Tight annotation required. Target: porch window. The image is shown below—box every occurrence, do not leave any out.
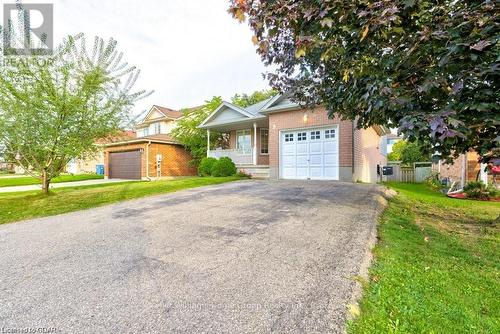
[236,129,252,154]
[260,129,269,154]
[154,122,161,134]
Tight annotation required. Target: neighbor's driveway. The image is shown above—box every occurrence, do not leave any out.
[0,180,384,333]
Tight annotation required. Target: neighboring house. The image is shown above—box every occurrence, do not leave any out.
[385,133,402,155]
[66,130,137,175]
[433,151,491,185]
[103,106,196,180]
[199,93,390,183]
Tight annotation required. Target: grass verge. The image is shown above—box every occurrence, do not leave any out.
[349,182,500,334]
[0,176,243,224]
[0,174,104,187]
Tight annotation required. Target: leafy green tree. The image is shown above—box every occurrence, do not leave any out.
[0,34,150,193]
[231,89,277,108]
[171,97,224,166]
[172,89,277,166]
[387,141,405,162]
[229,0,499,163]
[388,140,429,165]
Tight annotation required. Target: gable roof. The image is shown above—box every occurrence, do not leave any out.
[198,101,263,128]
[141,105,183,124]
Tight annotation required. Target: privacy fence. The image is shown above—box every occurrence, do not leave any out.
[385,162,432,183]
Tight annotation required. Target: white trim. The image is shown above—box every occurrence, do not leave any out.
[236,129,252,154]
[198,102,257,128]
[260,128,269,155]
[253,122,258,165]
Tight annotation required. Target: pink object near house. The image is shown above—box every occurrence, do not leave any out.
[199,93,390,183]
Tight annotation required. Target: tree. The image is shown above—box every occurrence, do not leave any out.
[229,1,499,163]
[0,34,150,193]
[172,89,277,166]
[171,96,224,166]
[388,140,429,165]
[231,89,277,108]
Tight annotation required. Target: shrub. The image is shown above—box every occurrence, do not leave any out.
[463,181,492,200]
[425,172,443,191]
[198,157,217,177]
[211,157,237,177]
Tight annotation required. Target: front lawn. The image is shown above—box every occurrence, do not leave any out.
[0,174,104,187]
[349,183,500,334]
[0,176,243,224]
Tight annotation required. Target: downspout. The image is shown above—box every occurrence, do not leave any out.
[145,141,152,181]
[352,121,355,180]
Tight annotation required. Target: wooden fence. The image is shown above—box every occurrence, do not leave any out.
[385,162,432,183]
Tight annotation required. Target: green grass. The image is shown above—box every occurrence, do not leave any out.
[0,176,243,224]
[349,183,500,334]
[0,174,104,187]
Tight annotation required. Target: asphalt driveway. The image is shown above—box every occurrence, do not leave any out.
[0,180,385,333]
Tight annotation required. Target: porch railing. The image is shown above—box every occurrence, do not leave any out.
[208,149,253,165]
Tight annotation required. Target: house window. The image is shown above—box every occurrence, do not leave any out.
[260,129,269,154]
[310,131,321,140]
[297,132,307,141]
[325,129,336,139]
[154,123,161,134]
[236,130,252,154]
[143,128,149,136]
[284,133,294,142]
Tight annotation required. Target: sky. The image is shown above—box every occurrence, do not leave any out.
[1,0,270,117]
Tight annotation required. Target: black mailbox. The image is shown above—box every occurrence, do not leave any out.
[382,166,394,176]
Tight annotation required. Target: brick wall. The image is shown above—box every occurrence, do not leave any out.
[104,142,196,178]
[353,127,386,183]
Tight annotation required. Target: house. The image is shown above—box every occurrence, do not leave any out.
[103,105,196,180]
[199,93,390,183]
[66,130,137,175]
[433,151,491,186]
[385,133,402,155]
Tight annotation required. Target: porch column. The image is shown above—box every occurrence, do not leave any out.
[253,122,257,166]
[480,163,488,185]
[207,129,210,157]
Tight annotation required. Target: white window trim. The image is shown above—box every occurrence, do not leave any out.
[236,129,252,155]
[260,128,269,155]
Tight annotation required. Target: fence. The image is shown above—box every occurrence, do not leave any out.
[385,162,432,183]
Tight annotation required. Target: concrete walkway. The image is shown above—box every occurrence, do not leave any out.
[0,178,136,193]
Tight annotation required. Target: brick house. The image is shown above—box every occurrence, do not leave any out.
[104,106,196,180]
[199,93,390,183]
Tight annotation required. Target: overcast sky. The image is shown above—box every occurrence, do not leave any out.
[3,0,270,116]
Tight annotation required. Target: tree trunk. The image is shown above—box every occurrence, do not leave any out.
[42,170,50,194]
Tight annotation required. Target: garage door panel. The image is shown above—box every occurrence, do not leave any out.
[324,142,338,153]
[109,150,141,180]
[309,142,322,153]
[283,144,296,155]
[296,143,308,154]
[324,153,338,166]
[309,155,323,166]
[280,126,339,180]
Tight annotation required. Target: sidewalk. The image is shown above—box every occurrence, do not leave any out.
[0,179,136,193]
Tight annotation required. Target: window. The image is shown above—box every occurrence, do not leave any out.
[325,129,336,139]
[236,130,252,154]
[260,129,269,154]
[143,127,149,136]
[154,123,161,134]
[297,132,307,141]
[284,133,294,142]
[310,131,321,140]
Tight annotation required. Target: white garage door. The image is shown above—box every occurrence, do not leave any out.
[280,126,339,180]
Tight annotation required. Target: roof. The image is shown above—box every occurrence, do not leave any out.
[95,130,136,144]
[152,105,183,119]
[104,133,181,147]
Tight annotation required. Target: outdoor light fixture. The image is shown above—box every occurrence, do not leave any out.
[303,112,308,123]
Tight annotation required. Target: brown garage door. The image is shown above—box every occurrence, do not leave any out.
[109,150,142,180]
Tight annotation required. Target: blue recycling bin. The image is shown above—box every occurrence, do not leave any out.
[96,164,105,175]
